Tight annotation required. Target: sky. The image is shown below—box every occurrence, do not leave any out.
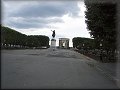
[2,0,91,47]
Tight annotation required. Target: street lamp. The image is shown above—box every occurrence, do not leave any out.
[83,43,85,54]
[100,43,103,62]
[83,44,84,47]
[100,43,102,47]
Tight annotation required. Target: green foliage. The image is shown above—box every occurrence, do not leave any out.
[72,37,95,50]
[85,3,117,51]
[1,26,49,48]
[1,26,26,46]
[26,35,49,47]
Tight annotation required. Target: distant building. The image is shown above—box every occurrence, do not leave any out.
[59,38,69,49]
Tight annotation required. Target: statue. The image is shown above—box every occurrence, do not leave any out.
[51,30,55,38]
[51,30,56,51]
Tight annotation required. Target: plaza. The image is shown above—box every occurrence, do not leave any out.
[1,49,119,89]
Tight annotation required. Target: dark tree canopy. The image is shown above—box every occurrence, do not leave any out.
[1,26,50,48]
[72,37,95,50]
[85,3,117,51]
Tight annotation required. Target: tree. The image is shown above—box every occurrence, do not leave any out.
[1,26,27,48]
[72,37,95,50]
[85,2,117,62]
[1,26,50,49]
[26,35,49,48]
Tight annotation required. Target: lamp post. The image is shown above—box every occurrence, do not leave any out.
[83,43,84,54]
[100,43,102,47]
[100,43,103,62]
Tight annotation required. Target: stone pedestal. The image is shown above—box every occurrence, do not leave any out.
[51,39,56,50]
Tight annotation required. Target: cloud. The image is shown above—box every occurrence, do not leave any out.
[8,1,80,18]
[2,0,81,29]
[3,17,64,29]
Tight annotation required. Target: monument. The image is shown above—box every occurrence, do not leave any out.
[51,30,56,50]
[59,38,69,49]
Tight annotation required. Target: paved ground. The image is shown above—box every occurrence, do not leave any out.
[1,48,119,89]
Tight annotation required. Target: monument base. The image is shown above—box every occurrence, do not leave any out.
[50,38,56,50]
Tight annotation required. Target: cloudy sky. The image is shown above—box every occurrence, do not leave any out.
[2,0,91,47]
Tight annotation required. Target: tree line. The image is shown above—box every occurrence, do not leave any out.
[72,37,95,50]
[1,25,50,49]
[72,2,117,62]
[85,3,117,53]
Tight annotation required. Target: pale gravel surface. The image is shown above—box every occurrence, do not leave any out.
[1,49,119,89]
